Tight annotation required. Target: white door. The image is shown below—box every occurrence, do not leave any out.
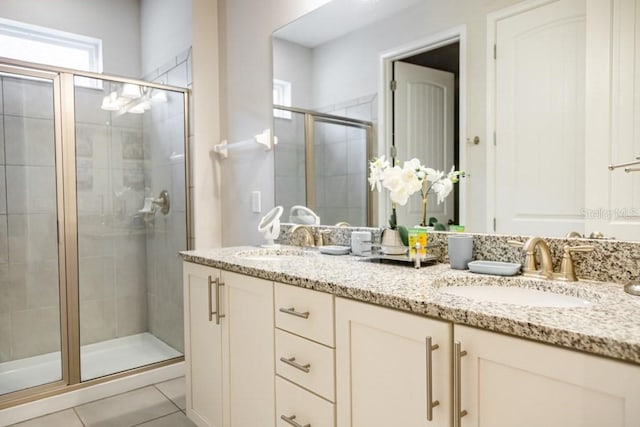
[585,0,640,240]
[394,61,455,227]
[335,298,452,427]
[183,262,224,427]
[455,325,640,427]
[494,0,586,236]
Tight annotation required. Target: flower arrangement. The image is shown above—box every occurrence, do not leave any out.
[368,156,464,228]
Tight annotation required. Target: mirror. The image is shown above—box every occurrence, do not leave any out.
[272,0,473,230]
[272,0,640,240]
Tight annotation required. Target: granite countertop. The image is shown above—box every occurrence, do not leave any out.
[180,246,640,365]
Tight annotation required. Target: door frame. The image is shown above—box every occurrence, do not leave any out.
[378,26,467,229]
[486,0,565,233]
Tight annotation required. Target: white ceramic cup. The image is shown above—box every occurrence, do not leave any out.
[351,231,372,256]
[448,234,473,270]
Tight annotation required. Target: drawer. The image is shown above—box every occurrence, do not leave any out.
[275,282,335,346]
[276,376,335,427]
[276,329,335,402]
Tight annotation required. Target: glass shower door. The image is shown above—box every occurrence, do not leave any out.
[0,72,63,395]
[75,76,186,381]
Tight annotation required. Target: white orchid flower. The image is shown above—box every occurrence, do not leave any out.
[368,156,389,191]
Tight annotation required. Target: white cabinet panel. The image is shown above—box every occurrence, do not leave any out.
[336,298,451,427]
[183,262,223,427]
[455,325,640,427]
[222,271,274,427]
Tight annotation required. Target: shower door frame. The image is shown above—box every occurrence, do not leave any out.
[274,105,376,226]
[0,57,192,410]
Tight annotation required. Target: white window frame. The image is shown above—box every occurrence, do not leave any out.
[273,78,292,119]
[0,17,103,87]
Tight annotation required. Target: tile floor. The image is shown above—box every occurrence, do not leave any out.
[9,377,195,427]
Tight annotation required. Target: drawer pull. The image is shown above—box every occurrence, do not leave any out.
[279,307,310,319]
[281,414,311,427]
[279,356,311,373]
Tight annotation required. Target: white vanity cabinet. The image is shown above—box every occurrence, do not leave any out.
[183,262,275,427]
[454,325,640,427]
[335,297,452,427]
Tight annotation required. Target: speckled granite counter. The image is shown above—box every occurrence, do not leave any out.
[180,246,640,365]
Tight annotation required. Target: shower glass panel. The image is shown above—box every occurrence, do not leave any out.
[0,74,62,395]
[314,120,368,226]
[75,77,185,381]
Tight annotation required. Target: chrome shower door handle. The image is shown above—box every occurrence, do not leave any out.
[453,341,468,427]
[425,336,440,421]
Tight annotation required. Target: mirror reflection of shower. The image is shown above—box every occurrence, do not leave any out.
[273,105,374,227]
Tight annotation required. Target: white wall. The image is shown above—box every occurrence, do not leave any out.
[222,0,523,240]
[192,0,222,249]
[0,0,141,77]
[140,0,192,77]
[219,0,331,246]
[273,38,313,108]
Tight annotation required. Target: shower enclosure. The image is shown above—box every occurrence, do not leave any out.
[0,59,190,407]
[273,106,374,226]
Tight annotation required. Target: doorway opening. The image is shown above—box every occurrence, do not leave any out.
[393,42,460,225]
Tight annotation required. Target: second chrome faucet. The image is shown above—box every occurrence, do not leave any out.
[509,237,594,281]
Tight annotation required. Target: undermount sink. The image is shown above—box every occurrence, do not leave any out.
[440,284,594,308]
[234,248,315,262]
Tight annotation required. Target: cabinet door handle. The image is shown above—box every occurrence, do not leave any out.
[279,356,311,373]
[280,414,310,427]
[425,336,440,421]
[279,307,310,319]
[208,276,225,325]
[453,341,468,427]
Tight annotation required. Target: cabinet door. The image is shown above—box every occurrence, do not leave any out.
[455,325,640,427]
[183,262,224,427]
[336,298,451,427]
[221,271,275,427]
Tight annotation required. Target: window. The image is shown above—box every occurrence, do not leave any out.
[273,79,292,119]
[0,17,103,87]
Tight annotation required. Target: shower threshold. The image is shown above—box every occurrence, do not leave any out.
[0,333,182,396]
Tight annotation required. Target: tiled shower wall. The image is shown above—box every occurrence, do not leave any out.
[0,77,61,361]
[274,111,307,216]
[75,83,149,347]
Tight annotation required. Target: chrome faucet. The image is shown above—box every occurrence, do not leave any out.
[509,237,553,279]
[510,237,594,281]
[522,237,554,279]
[290,225,317,247]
